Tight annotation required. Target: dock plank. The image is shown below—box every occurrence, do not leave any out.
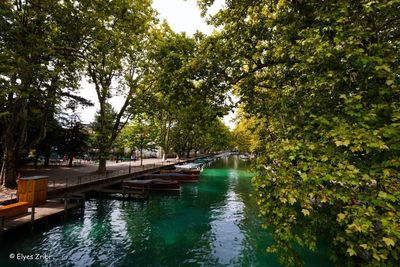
[3,201,80,231]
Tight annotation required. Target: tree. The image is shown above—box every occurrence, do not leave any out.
[92,103,117,164]
[145,25,197,160]
[31,99,92,167]
[33,118,64,166]
[59,104,90,167]
[0,0,85,187]
[118,116,158,166]
[146,26,232,160]
[232,110,266,154]
[196,118,233,153]
[200,0,400,266]
[169,99,221,158]
[80,0,155,173]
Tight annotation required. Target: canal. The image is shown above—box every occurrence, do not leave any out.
[1,156,331,266]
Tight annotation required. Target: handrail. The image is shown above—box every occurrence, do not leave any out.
[46,162,174,192]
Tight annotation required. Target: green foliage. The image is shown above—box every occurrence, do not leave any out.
[142,25,233,158]
[200,0,400,266]
[117,115,159,164]
[78,0,155,172]
[232,109,266,153]
[91,103,117,160]
[0,0,86,186]
[59,111,90,167]
[196,118,233,153]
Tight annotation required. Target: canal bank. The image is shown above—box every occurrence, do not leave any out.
[0,156,331,266]
[0,156,208,236]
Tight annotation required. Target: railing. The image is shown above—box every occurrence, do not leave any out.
[47,162,172,192]
[0,155,213,203]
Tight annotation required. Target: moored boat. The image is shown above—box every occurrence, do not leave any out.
[122,178,180,191]
[159,169,201,175]
[144,172,198,182]
[193,157,214,164]
[239,154,250,160]
[175,162,203,170]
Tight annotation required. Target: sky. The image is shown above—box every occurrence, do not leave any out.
[152,0,224,35]
[78,0,235,128]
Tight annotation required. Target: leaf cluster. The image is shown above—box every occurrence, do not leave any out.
[200,0,400,266]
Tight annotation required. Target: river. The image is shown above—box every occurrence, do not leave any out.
[1,156,331,266]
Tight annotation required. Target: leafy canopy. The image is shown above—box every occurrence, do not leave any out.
[199,0,400,266]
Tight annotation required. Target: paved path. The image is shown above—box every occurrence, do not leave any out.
[19,158,180,179]
[0,158,181,203]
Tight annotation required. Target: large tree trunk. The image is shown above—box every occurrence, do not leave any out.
[98,145,107,173]
[140,147,143,166]
[98,158,107,173]
[91,68,132,174]
[96,135,108,173]
[1,113,21,188]
[1,91,49,188]
[43,143,51,166]
[162,121,170,161]
[1,147,17,188]
[96,98,109,173]
[68,153,74,167]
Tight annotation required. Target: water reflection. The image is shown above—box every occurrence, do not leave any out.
[209,186,245,265]
[0,156,330,267]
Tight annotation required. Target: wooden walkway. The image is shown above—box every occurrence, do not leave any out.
[2,201,82,233]
[0,156,209,238]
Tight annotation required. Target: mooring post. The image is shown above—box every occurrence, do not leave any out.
[0,216,4,240]
[81,197,85,215]
[30,206,35,230]
[64,197,68,219]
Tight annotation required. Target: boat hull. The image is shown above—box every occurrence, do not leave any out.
[122,179,180,191]
[144,173,198,183]
[159,169,201,175]
[175,163,203,171]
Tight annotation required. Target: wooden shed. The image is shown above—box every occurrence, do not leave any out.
[17,176,49,206]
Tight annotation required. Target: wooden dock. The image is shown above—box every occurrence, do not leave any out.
[0,184,146,237]
[1,200,83,236]
[0,156,210,238]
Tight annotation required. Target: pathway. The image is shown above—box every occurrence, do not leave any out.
[0,158,182,203]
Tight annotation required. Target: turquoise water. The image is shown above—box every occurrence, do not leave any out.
[0,156,331,266]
